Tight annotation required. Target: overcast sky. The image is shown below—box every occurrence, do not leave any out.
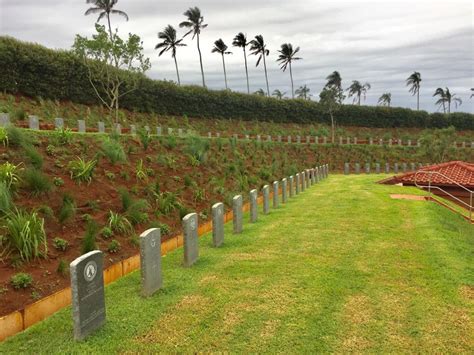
[1,0,473,112]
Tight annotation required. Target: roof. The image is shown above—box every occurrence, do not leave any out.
[385,161,474,188]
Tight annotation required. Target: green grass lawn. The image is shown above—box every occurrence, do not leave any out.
[1,175,473,353]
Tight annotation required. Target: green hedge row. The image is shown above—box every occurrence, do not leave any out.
[1,36,473,130]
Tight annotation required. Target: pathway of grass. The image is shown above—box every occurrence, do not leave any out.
[1,175,473,353]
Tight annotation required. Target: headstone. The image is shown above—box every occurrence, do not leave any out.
[98,121,105,133]
[297,136,301,144]
[315,136,319,144]
[411,162,416,171]
[115,123,121,135]
[262,185,270,214]
[295,173,300,194]
[78,120,86,133]
[273,181,279,208]
[402,162,407,172]
[54,117,64,129]
[462,141,466,148]
[389,138,393,146]
[354,137,358,145]
[394,163,399,174]
[140,228,162,297]
[232,195,243,234]
[277,135,282,143]
[355,163,360,174]
[323,136,327,144]
[315,167,320,182]
[346,137,350,145]
[267,135,271,142]
[178,128,183,137]
[0,113,10,127]
[208,132,212,138]
[369,137,373,145]
[157,126,162,136]
[379,138,383,146]
[289,175,294,197]
[216,132,221,138]
[301,171,306,191]
[29,115,39,130]
[245,134,250,140]
[168,127,173,136]
[212,202,224,247]
[282,178,288,203]
[417,140,421,147]
[130,124,136,135]
[182,213,199,267]
[385,163,390,174]
[344,163,349,175]
[233,134,238,140]
[375,163,380,174]
[339,136,343,145]
[306,136,310,144]
[257,135,261,141]
[288,136,292,144]
[407,139,412,146]
[144,125,150,133]
[70,250,105,341]
[398,139,402,146]
[250,189,258,222]
[365,163,370,174]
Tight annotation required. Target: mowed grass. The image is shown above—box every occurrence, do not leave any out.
[1,175,473,353]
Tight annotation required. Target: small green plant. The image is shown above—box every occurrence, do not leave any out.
[185,136,210,163]
[136,159,147,181]
[155,191,181,215]
[81,213,93,222]
[68,157,96,184]
[129,234,140,247]
[82,220,98,254]
[24,145,43,170]
[46,145,55,156]
[102,139,127,164]
[23,169,52,196]
[108,211,133,234]
[101,226,113,239]
[118,188,133,211]
[11,273,33,289]
[0,181,12,214]
[53,127,73,145]
[162,135,177,149]
[37,205,54,219]
[138,129,151,150]
[53,237,68,251]
[193,187,206,202]
[107,239,121,253]
[0,162,22,189]
[58,194,76,224]
[57,259,68,276]
[0,127,8,146]
[126,199,149,226]
[105,171,115,180]
[6,126,28,147]
[53,177,64,187]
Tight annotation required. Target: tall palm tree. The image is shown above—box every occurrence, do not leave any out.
[406,71,421,110]
[179,7,208,87]
[232,33,250,94]
[347,81,371,105]
[470,88,474,98]
[212,39,232,90]
[272,89,286,99]
[325,71,342,90]
[276,43,302,99]
[378,93,392,107]
[295,85,311,100]
[155,25,186,86]
[254,88,266,96]
[84,0,128,40]
[249,35,270,96]
[433,87,462,113]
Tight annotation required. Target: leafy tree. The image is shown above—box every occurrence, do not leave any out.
[254,88,266,96]
[272,89,286,99]
[347,80,370,105]
[324,71,342,90]
[212,39,232,90]
[84,0,128,40]
[295,85,311,100]
[406,71,421,110]
[320,86,345,143]
[378,93,391,107]
[249,35,270,96]
[179,7,208,87]
[419,126,456,162]
[433,87,462,114]
[276,43,302,99]
[73,24,151,122]
[155,25,186,85]
[232,33,250,94]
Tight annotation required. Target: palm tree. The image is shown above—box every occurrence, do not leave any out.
[272,89,286,99]
[254,88,266,96]
[249,35,270,96]
[232,33,250,94]
[276,43,302,99]
[155,25,186,86]
[84,0,128,40]
[325,71,342,90]
[295,85,311,100]
[347,80,371,105]
[211,39,232,90]
[378,93,391,107]
[433,87,462,113]
[179,7,208,87]
[470,88,473,98]
[406,71,421,110]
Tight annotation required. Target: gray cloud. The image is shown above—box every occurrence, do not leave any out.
[1,0,473,112]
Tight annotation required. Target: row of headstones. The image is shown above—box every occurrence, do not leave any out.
[69,164,329,340]
[1,113,472,148]
[344,162,431,174]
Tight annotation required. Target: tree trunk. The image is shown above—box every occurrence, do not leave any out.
[262,53,270,96]
[107,13,114,41]
[174,55,181,85]
[196,34,206,87]
[243,47,250,94]
[417,88,420,110]
[330,110,335,144]
[222,54,228,89]
[115,86,119,124]
[448,100,451,114]
[289,61,295,99]
[358,94,361,106]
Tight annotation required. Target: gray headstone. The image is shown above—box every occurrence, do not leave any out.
[140,228,162,297]
[389,138,393,146]
[385,163,390,174]
[216,132,221,138]
[245,134,250,140]
[379,139,383,145]
[323,136,327,144]
[306,136,310,144]
[208,132,212,138]
[369,137,373,145]
[277,135,282,143]
[339,136,343,145]
[315,168,320,182]
[417,140,421,147]
[262,185,270,214]
[394,163,399,174]
[344,163,349,175]
[365,163,370,174]
[402,162,407,172]
[257,135,261,141]
[398,139,402,146]
[267,135,271,142]
[295,173,300,194]
[0,113,10,127]
[78,120,86,133]
[462,141,466,148]
[232,195,243,234]
[297,136,301,144]
[273,181,279,208]
[70,250,105,341]
[375,163,380,174]
[315,136,319,144]
[354,137,358,145]
[288,135,292,144]
[115,123,121,135]
[178,128,183,137]
[346,137,350,145]
[411,162,416,171]
[282,178,288,203]
[54,117,64,129]
[182,213,199,267]
[355,163,360,174]
[301,171,306,191]
[212,202,224,247]
[98,122,105,133]
[130,124,136,135]
[29,115,39,130]
[407,139,412,146]
[168,127,173,136]
[156,126,162,136]
[144,125,150,133]
[289,175,294,197]
[250,189,258,222]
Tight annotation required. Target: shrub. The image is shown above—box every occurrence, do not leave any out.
[118,188,133,211]
[0,127,8,146]
[108,211,133,234]
[11,273,33,289]
[101,139,127,164]
[23,168,52,196]
[0,162,22,189]
[58,194,76,224]
[82,220,98,254]
[6,126,28,147]
[137,128,151,150]
[57,259,68,276]
[101,226,113,239]
[107,239,121,253]
[0,181,12,214]
[4,208,47,261]
[185,136,209,163]
[126,199,149,226]
[53,177,64,187]
[53,127,73,145]
[155,191,180,215]
[53,237,68,251]
[24,145,43,169]
[68,157,96,184]
[135,159,147,181]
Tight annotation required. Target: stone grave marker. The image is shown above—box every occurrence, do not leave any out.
[301,172,306,191]
[306,136,310,144]
[78,120,86,133]
[29,115,39,130]
[288,135,292,144]
[130,124,136,135]
[250,189,258,222]
[178,128,183,136]
[344,163,349,175]
[144,125,150,133]
[156,126,162,136]
[54,117,64,129]
[355,163,360,174]
[282,178,288,203]
[323,136,327,144]
[168,127,173,136]
[115,123,121,135]
[315,136,319,144]
[289,175,294,197]
[183,213,199,267]
[232,195,243,234]
[295,173,300,194]
[365,163,370,174]
[375,163,380,174]
[140,228,162,297]
[98,122,105,133]
[369,137,373,145]
[346,137,350,145]
[339,136,343,145]
[257,135,261,141]
[0,113,10,127]
[273,181,279,208]
[407,139,412,146]
[216,132,221,138]
[262,185,270,214]
[70,250,105,341]
[296,136,301,144]
[277,135,282,143]
[354,137,358,145]
[385,163,390,174]
[267,135,271,142]
[212,202,224,247]
[402,162,407,172]
[394,163,399,174]
[208,132,212,138]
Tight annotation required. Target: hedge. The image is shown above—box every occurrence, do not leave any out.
[1,36,473,130]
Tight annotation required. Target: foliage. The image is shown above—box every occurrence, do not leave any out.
[101,138,127,164]
[155,191,181,215]
[53,127,73,145]
[0,127,8,146]
[5,126,28,147]
[10,273,33,289]
[185,136,210,163]
[419,126,457,162]
[126,199,149,226]
[68,157,96,184]
[135,159,147,181]
[137,128,151,150]
[58,194,76,224]
[53,237,68,251]
[0,162,22,189]
[53,177,64,187]
[24,145,44,169]
[4,208,47,261]
[0,181,12,214]
[57,259,68,276]
[82,220,98,254]
[23,168,52,196]
[108,210,133,234]
[107,239,121,253]
[101,226,113,239]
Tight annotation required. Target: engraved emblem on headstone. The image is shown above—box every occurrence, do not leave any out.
[84,261,97,282]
